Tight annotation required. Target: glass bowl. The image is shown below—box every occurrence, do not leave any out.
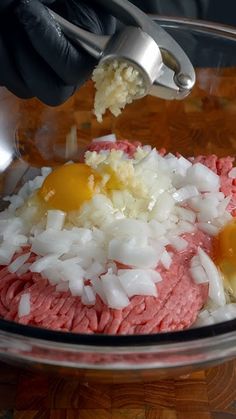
[0,17,236,382]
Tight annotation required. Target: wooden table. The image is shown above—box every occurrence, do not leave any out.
[1,359,236,419]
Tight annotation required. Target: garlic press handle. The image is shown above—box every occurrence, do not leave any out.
[48,9,110,59]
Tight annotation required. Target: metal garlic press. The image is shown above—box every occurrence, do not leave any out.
[48,0,196,100]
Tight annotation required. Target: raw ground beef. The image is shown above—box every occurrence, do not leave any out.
[0,140,235,335]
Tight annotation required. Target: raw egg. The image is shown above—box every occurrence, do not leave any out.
[39,163,99,212]
[213,219,236,296]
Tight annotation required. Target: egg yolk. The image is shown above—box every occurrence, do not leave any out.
[39,163,99,212]
[213,219,236,296]
[213,219,236,267]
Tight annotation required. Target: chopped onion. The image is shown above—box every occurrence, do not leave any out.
[30,255,60,273]
[91,277,107,304]
[213,212,232,228]
[31,229,73,256]
[169,236,188,251]
[10,235,28,247]
[197,222,219,236]
[18,293,30,318]
[193,314,215,327]
[175,207,196,224]
[106,219,149,246]
[174,220,196,235]
[68,278,83,297]
[151,192,175,222]
[190,255,201,268]
[190,265,209,284]
[160,250,172,269]
[118,269,157,298]
[0,244,18,265]
[46,210,65,231]
[177,156,192,173]
[198,247,226,307]
[228,167,236,179]
[16,262,31,276]
[60,261,85,282]
[101,272,130,309]
[92,134,116,143]
[81,285,96,305]
[172,185,199,202]
[204,192,225,201]
[194,197,219,222]
[0,218,23,239]
[86,261,105,278]
[217,196,231,216]
[186,163,220,192]
[108,238,160,269]
[41,167,52,177]
[8,252,31,273]
[210,304,236,322]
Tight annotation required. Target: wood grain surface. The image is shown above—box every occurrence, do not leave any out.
[0,359,236,418]
[0,69,236,418]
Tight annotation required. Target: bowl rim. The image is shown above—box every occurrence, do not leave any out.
[151,15,236,41]
[0,316,236,347]
[1,16,236,347]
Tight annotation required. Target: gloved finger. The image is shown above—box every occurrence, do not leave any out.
[6,17,76,106]
[0,0,15,12]
[15,0,96,86]
[0,33,32,99]
[55,0,116,35]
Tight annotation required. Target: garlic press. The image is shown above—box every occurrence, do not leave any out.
[48,0,196,100]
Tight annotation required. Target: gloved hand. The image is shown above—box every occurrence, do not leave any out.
[0,0,116,105]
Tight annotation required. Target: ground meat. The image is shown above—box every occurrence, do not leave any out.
[0,141,235,335]
[87,140,142,157]
[0,230,210,334]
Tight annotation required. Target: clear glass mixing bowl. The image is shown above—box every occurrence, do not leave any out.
[0,17,236,382]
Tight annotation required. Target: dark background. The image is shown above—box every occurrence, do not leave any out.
[132,0,236,26]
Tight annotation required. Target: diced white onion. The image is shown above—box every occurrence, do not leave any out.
[190,255,201,268]
[198,247,226,307]
[30,255,59,273]
[18,293,30,318]
[92,134,116,143]
[169,236,188,251]
[151,192,175,222]
[197,222,219,236]
[210,304,236,322]
[0,244,18,265]
[160,250,172,269]
[118,269,157,298]
[46,210,65,231]
[86,261,105,279]
[174,220,196,235]
[108,238,160,269]
[228,167,236,179]
[186,163,220,192]
[101,273,130,309]
[68,278,83,296]
[8,252,31,273]
[172,185,199,202]
[175,207,196,224]
[81,285,96,305]
[91,277,107,304]
[217,196,231,216]
[190,265,209,284]
[16,263,31,276]
[31,229,73,256]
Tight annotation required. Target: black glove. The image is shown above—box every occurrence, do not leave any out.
[0,0,116,105]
